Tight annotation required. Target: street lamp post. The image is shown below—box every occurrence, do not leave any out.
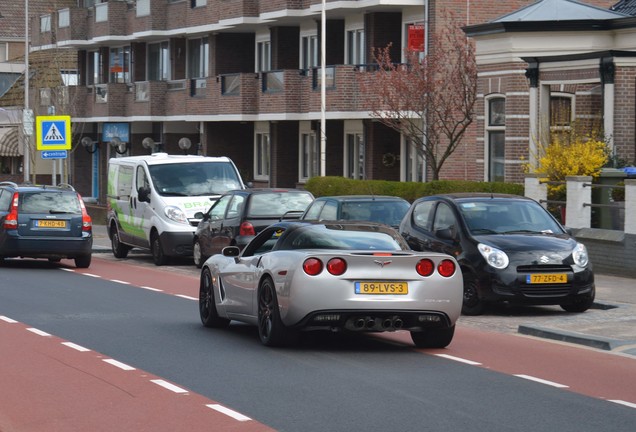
[23,0,31,183]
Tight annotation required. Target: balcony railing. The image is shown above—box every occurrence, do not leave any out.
[311,66,336,90]
[95,84,108,103]
[135,82,149,101]
[190,78,207,97]
[262,70,284,93]
[221,74,241,95]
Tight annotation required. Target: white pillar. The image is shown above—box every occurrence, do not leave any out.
[528,85,538,168]
[524,174,547,207]
[565,176,592,229]
[624,179,636,234]
[604,82,614,151]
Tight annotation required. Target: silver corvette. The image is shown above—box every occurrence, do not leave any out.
[199,221,463,347]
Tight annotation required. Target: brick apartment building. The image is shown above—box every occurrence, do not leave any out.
[5,0,628,205]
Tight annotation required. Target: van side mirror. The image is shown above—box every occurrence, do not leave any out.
[138,187,151,202]
[194,211,205,220]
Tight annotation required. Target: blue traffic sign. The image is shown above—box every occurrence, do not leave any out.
[36,115,71,150]
[41,150,68,159]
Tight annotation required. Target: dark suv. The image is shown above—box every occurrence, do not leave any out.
[0,181,93,268]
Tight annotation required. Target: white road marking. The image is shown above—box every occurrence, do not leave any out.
[176,294,197,301]
[110,279,131,285]
[609,400,636,409]
[62,342,90,352]
[435,354,482,365]
[103,359,136,371]
[60,268,74,272]
[206,404,252,422]
[0,316,18,323]
[83,273,102,278]
[151,379,189,394]
[27,328,51,337]
[514,374,568,388]
[140,286,163,292]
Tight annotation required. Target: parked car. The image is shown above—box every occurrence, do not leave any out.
[192,188,314,267]
[0,181,93,268]
[198,220,462,347]
[399,193,595,315]
[300,195,410,228]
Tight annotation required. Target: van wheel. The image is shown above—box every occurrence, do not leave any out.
[110,225,131,258]
[151,232,168,266]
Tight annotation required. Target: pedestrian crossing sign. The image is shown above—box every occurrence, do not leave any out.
[36,115,71,150]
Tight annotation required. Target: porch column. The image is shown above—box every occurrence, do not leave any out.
[600,57,615,150]
[525,62,539,168]
[524,173,547,208]
[625,179,636,235]
[566,176,592,229]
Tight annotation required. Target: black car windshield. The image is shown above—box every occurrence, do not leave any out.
[149,162,242,196]
[248,192,314,217]
[458,199,564,235]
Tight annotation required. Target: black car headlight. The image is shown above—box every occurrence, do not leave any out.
[572,243,589,268]
[478,243,509,270]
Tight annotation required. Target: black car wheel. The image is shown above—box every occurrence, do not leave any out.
[560,287,595,313]
[410,325,455,348]
[258,277,298,347]
[150,232,168,266]
[199,267,230,328]
[462,273,487,316]
[74,254,92,269]
[193,239,205,268]
[110,225,131,258]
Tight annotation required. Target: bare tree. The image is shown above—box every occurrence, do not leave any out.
[361,11,477,180]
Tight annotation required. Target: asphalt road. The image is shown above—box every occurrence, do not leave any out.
[1,256,635,431]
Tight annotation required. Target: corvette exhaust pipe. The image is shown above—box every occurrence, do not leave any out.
[382,318,393,329]
[393,317,403,329]
[354,318,366,329]
[365,317,376,329]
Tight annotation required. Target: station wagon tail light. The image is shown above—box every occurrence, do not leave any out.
[416,259,435,277]
[303,258,323,276]
[239,222,256,236]
[437,259,456,277]
[3,192,19,230]
[326,258,347,276]
[78,195,92,232]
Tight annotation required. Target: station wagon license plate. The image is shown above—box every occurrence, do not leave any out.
[36,220,67,228]
[355,281,408,294]
[526,273,567,284]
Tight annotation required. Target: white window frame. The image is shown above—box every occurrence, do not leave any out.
[40,15,51,33]
[345,17,365,65]
[256,33,271,73]
[401,136,425,182]
[343,120,364,179]
[401,6,427,62]
[87,50,103,85]
[485,95,506,182]
[136,0,150,17]
[147,41,171,81]
[549,92,575,131]
[299,122,320,182]
[300,33,318,70]
[254,122,270,181]
[0,43,8,62]
[188,37,209,79]
[109,46,131,84]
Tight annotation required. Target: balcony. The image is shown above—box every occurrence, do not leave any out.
[219,0,259,21]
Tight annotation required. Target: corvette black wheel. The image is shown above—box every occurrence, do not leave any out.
[199,267,230,328]
[258,278,298,347]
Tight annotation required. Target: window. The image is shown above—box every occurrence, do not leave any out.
[188,37,209,79]
[403,137,424,182]
[301,35,318,69]
[550,94,573,128]
[40,15,51,33]
[344,132,364,179]
[254,132,270,180]
[39,88,51,106]
[256,41,271,72]
[58,9,70,28]
[148,42,170,81]
[87,51,103,85]
[0,43,8,62]
[346,29,365,65]
[61,69,79,86]
[109,47,131,83]
[136,0,150,16]
[191,0,207,6]
[486,97,505,182]
[300,132,320,181]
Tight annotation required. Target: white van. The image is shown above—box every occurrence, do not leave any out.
[107,153,246,265]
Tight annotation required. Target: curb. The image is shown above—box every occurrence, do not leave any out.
[518,325,628,351]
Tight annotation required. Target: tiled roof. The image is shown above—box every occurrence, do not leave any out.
[493,0,629,22]
[0,0,77,39]
[611,0,636,15]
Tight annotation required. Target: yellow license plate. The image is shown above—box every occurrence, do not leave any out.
[526,273,567,284]
[355,281,408,295]
[36,220,67,228]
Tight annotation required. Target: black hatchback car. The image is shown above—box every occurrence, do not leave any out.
[192,188,314,267]
[0,181,93,268]
[399,193,595,315]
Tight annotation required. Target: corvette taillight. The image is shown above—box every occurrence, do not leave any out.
[326,258,347,276]
[239,221,255,236]
[437,259,456,277]
[416,259,435,277]
[303,258,323,276]
[78,194,92,232]
[3,192,19,230]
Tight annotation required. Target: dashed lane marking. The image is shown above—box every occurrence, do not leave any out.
[62,342,91,352]
[609,400,636,409]
[435,354,482,365]
[141,286,163,292]
[151,379,189,394]
[0,316,18,323]
[206,404,252,422]
[103,358,136,371]
[176,294,197,301]
[110,279,131,285]
[27,328,52,337]
[514,374,569,388]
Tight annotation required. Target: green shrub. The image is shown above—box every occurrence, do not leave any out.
[304,176,524,202]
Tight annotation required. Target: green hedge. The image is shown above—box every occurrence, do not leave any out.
[304,176,524,202]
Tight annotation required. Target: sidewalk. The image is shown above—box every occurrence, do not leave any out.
[90,224,636,357]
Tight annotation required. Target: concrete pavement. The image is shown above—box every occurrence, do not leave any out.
[90,224,636,357]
